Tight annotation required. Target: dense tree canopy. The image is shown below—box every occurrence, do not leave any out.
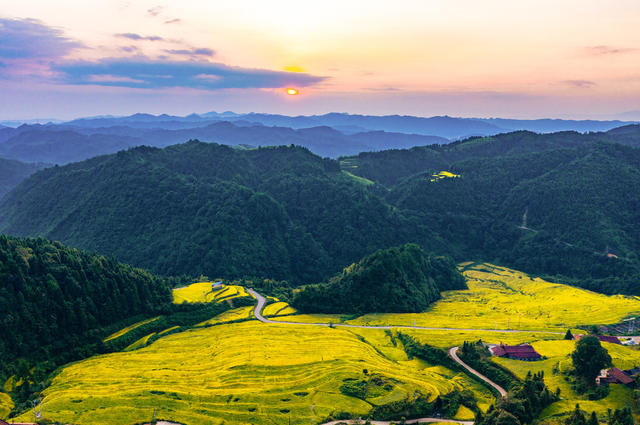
[571,336,612,383]
[292,244,465,314]
[0,236,171,381]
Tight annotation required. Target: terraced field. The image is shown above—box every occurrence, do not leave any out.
[343,264,640,332]
[0,392,13,419]
[13,321,482,425]
[12,262,640,424]
[262,301,298,317]
[104,317,161,342]
[172,283,248,304]
[492,340,640,420]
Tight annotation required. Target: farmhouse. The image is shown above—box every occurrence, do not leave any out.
[596,368,634,386]
[211,281,225,292]
[574,334,622,345]
[489,343,542,361]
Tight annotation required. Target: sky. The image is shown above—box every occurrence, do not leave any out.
[1,0,639,120]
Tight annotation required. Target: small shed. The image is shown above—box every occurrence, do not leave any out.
[489,343,542,361]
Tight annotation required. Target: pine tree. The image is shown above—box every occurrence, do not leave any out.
[565,329,574,340]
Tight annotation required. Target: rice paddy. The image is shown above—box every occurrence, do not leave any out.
[13,321,485,425]
[344,263,640,332]
[172,283,249,304]
[492,339,640,420]
[0,392,13,419]
[14,262,640,424]
[104,316,160,342]
[262,301,298,317]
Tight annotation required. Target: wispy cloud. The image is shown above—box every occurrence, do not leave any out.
[53,58,327,90]
[562,79,597,88]
[0,18,82,60]
[164,18,181,25]
[164,48,215,57]
[147,6,163,17]
[115,33,164,42]
[585,45,638,56]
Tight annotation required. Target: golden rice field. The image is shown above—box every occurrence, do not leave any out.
[343,263,640,332]
[492,340,640,421]
[429,171,461,182]
[0,392,13,419]
[196,306,256,326]
[103,316,160,342]
[262,301,298,317]
[125,332,157,351]
[14,321,490,425]
[172,283,249,304]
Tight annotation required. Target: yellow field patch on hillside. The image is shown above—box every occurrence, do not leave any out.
[196,306,255,326]
[345,263,640,332]
[430,171,461,182]
[0,392,13,419]
[103,316,160,342]
[270,313,345,324]
[262,301,298,317]
[493,339,640,419]
[14,321,484,425]
[125,332,156,351]
[403,329,562,349]
[172,283,248,304]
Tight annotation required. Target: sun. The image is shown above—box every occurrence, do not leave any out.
[286,88,299,95]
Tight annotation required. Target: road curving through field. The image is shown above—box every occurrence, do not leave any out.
[247,288,563,335]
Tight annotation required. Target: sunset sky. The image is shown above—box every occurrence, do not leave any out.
[1,0,639,120]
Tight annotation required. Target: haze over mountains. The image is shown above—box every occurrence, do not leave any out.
[0,112,636,166]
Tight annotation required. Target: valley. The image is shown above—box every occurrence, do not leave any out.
[6,264,640,425]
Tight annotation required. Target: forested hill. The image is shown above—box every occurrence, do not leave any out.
[0,142,421,284]
[292,244,465,314]
[343,128,640,186]
[0,158,44,198]
[0,236,171,380]
[2,131,640,294]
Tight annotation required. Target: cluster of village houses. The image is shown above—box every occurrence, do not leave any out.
[488,334,640,387]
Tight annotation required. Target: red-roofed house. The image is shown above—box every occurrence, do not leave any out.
[574,334,622,345]
[596,368,634,386]
[489,343,542,361]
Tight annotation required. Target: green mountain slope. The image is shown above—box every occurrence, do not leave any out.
[0,236,171,391]
[0,157,43,198]
[0,142,422,284]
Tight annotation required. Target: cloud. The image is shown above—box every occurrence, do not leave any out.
[115,33,164,41]
[164,48,215,57]
[585,45,638,56]
[147,6,163,17]
[0,18,82,60]
[120,45,140,53]
[164,18,181,24]
[53,58,327,90]
[562,80,596,88]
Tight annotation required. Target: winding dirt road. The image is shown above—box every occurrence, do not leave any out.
[448,347,507,398]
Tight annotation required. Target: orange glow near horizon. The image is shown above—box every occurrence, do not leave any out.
[286,88,299,95]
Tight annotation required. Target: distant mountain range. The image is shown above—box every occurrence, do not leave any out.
[0,112,636,165]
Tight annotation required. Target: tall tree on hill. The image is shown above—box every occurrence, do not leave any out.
[571,336,612,384]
